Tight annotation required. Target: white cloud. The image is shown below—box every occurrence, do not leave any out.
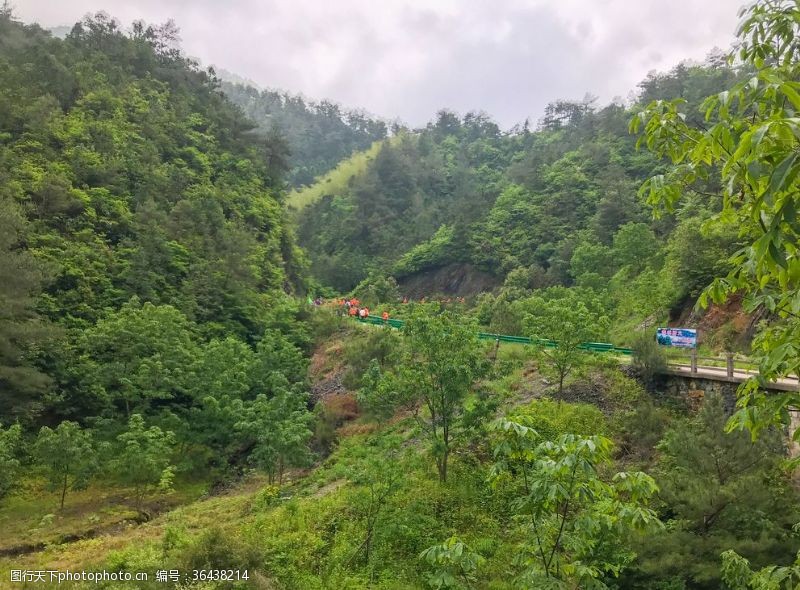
[15,0,743,127]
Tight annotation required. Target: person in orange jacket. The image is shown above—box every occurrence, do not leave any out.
[349,306,358,317]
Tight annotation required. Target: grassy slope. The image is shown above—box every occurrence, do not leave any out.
[0,332,638,589]
[0,477,264,586]
[0,478,207,553]
[286,140,386,211]
[0,433,424,586]
[0,423,504,589]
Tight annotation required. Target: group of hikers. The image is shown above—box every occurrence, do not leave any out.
[339,298,390,322]
[308,294,469,323]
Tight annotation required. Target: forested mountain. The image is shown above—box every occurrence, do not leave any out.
[296,60,745,339]
[221,82,388,186]
[298,111,514,290]
[0,10,312,473]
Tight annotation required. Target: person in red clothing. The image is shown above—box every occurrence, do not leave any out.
[349,306,357,317]
[364,308,370,317]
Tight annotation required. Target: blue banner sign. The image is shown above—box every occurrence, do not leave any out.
[656,327,697,348]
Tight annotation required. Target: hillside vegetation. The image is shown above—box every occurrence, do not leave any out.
[221,83,387,187]
[296,62,749,349]
[2,316,797,589]
[286,140,387,210]
[3,1,800,589]
[0,8,315,529]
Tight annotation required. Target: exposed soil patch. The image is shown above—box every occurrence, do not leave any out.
[398,263,500,298]
[310,340,346,382]
[509,365,551,405]
[673,293,760,350]
[311,479,347,499]
[556,370,632,414]
[558,380,614,413]
[311,371,348,403]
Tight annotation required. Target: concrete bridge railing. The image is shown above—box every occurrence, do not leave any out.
[664,350,800,392]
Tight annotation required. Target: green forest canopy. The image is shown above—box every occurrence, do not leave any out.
[0,11,312,477]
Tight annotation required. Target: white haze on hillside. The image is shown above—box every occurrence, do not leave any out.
[18,0,742,127]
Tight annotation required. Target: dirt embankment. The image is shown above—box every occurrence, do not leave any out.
[309,339,350,403]
[397,263,499,298]
[671,293,764,350]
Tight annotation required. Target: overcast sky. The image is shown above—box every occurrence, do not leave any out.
[17,0,743,127]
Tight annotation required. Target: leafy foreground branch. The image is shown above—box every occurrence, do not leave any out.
[631,0,800,442]
[631,0,800,581]
[722,545,800,590]
[421,421,662,589]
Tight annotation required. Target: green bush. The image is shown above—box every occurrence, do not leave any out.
[392,225,456,278]
[615,400,672,464]
[179,527,262,582]
[507,399,607,440]
[491,343,531,377]
[342,328,400,389]
[631,331,668,385]
[251,485,281,512]
[351,273,400,306]
[600,367,647,408]
[309,307,348,340]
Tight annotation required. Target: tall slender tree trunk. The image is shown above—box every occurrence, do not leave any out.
[364,526,372,563]
[60,473,68,510]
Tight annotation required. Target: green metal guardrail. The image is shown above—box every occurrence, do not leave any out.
[351,317,799,385]
[354,316,634,355]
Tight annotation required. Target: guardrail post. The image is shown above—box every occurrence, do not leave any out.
[690,349,698,375]
[726,352,734,378]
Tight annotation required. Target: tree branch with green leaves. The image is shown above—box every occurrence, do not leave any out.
[630,0,800,445]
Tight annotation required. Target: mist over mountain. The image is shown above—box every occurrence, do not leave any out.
[221,81,388,187]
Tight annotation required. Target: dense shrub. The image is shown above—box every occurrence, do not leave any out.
[314,394,361,453]
[631,331,668,386]
[507,399,608,440]
[342,328,400,389]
